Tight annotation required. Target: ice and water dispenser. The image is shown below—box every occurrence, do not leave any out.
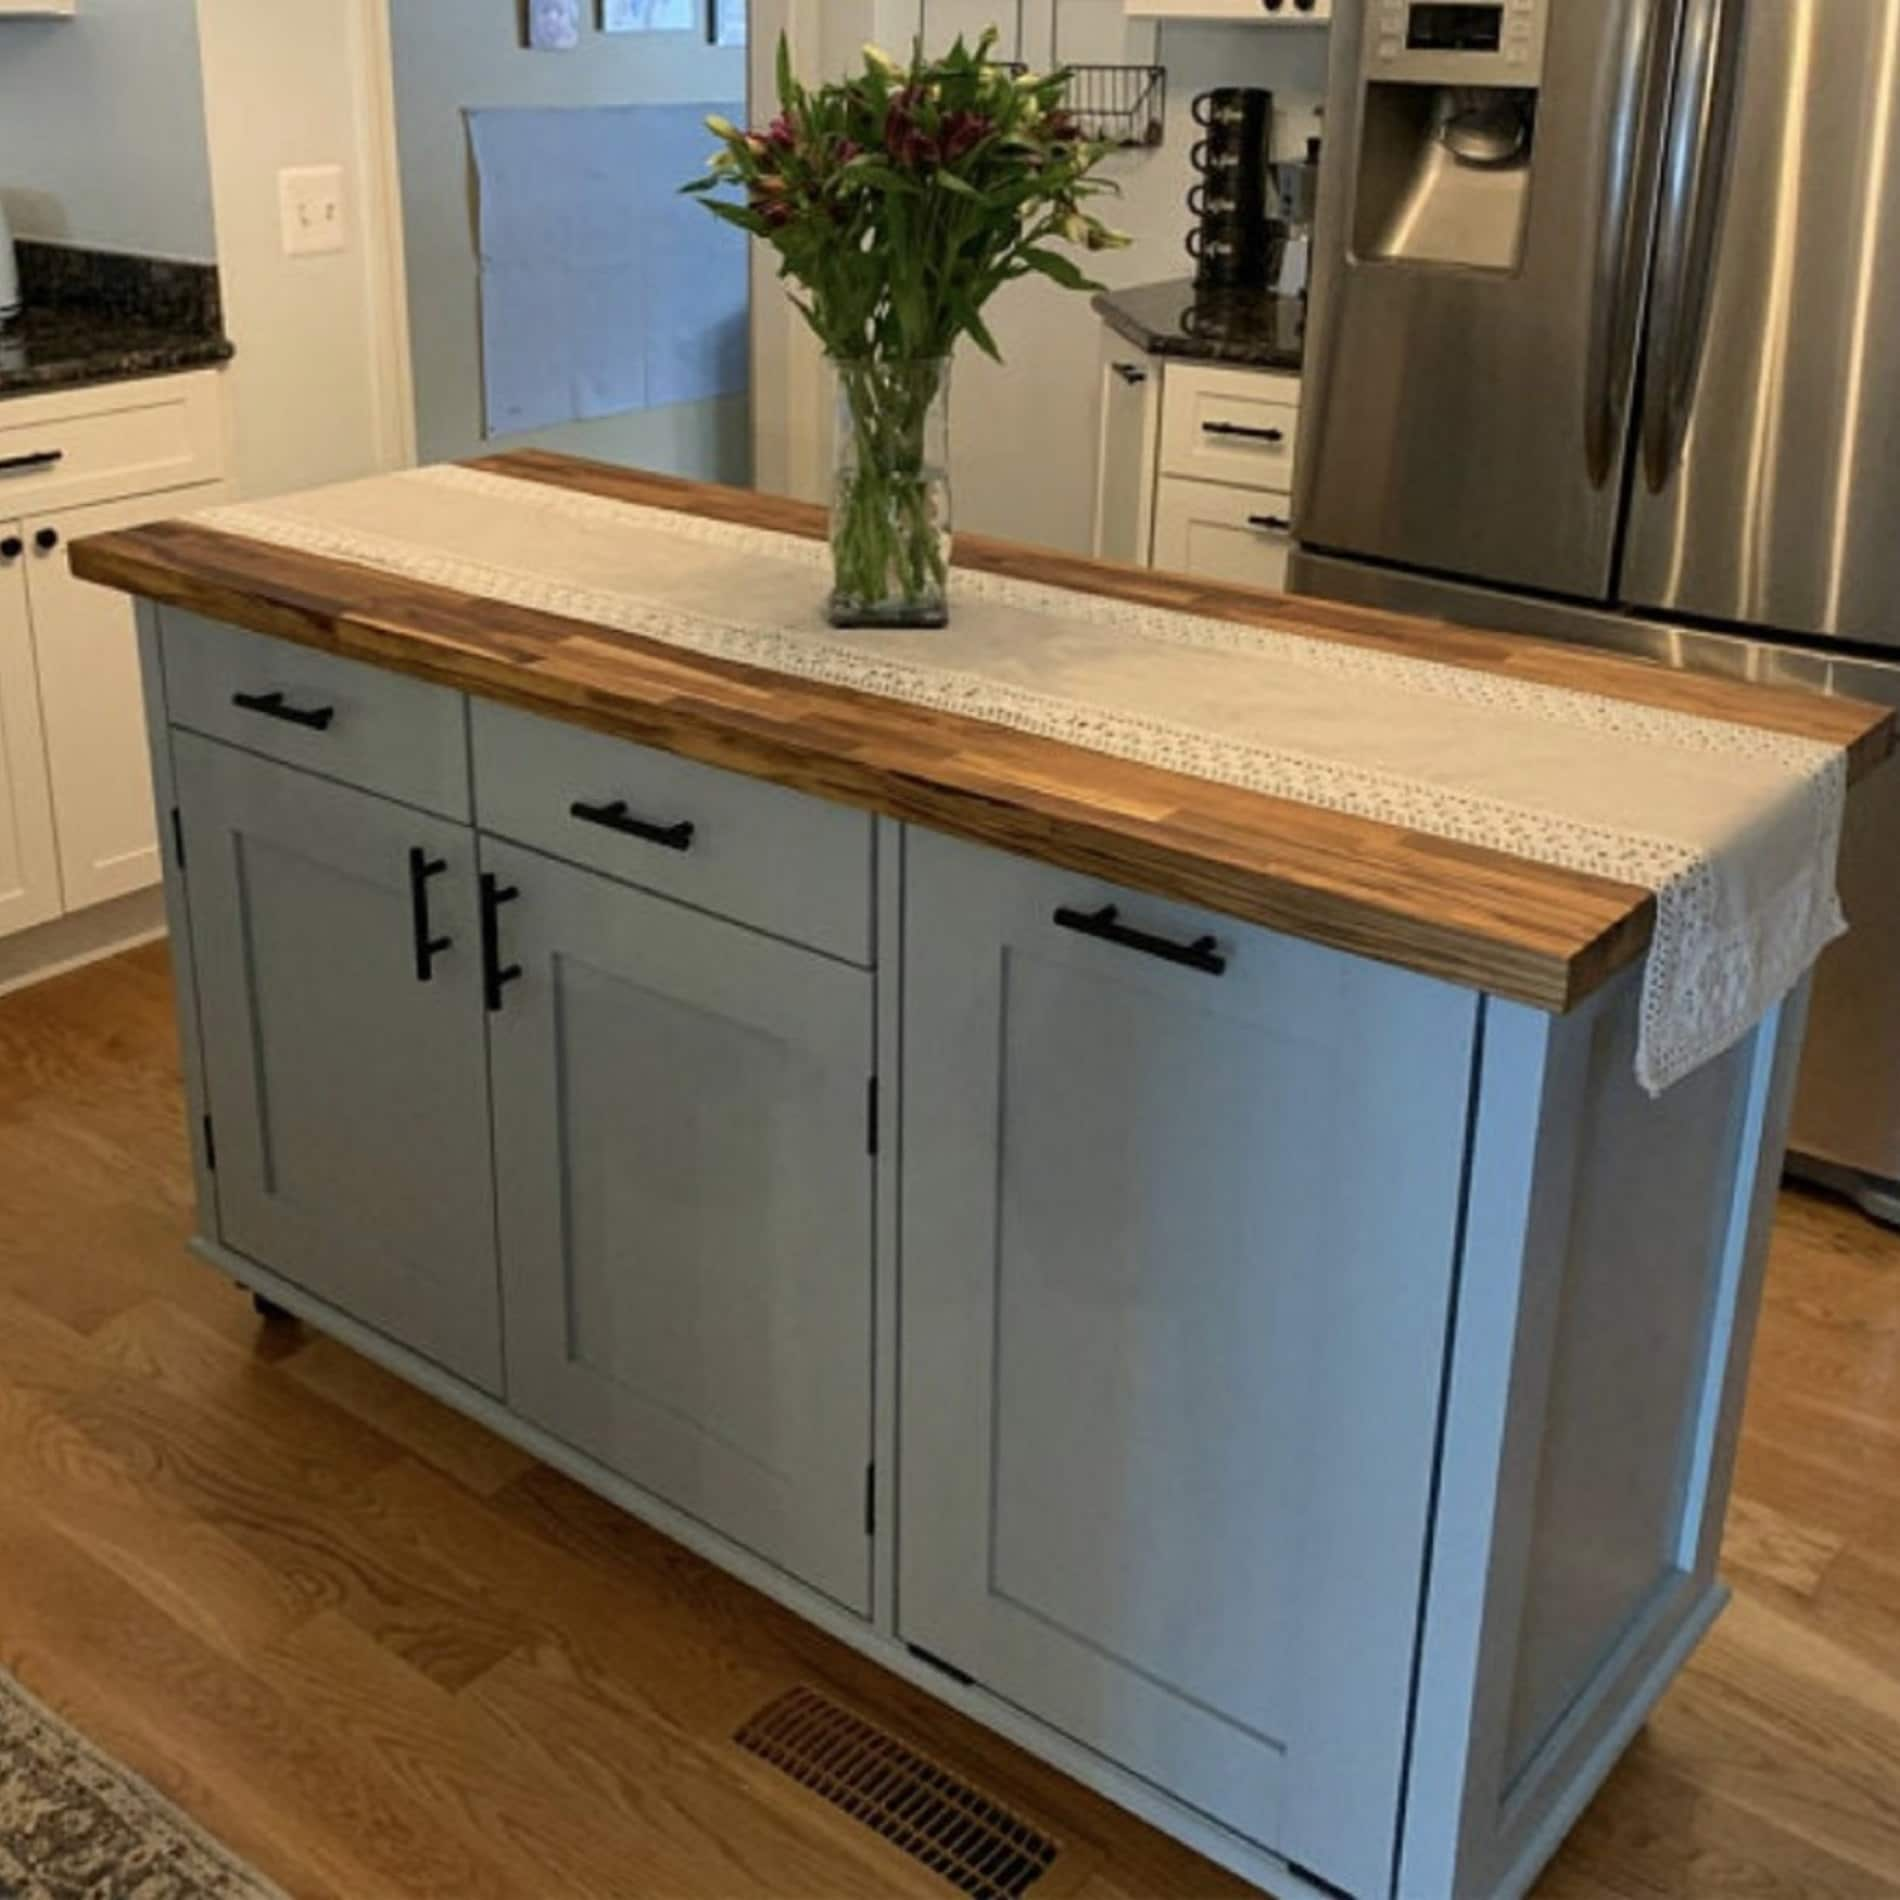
[1350,0,1549,271]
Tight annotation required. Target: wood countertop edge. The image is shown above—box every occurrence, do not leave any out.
[75,468,1883,1013]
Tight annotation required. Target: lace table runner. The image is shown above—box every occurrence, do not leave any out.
[195,465,1848,1093]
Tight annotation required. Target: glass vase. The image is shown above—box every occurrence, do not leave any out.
[827,355,954,629]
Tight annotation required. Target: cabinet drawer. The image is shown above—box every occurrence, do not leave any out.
[161,609,470,821]
[1153,478,1293,594]
[1160,363,1300,494]
[0,371,225,516]
[473,699,873,966]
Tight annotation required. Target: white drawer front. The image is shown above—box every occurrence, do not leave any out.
[162,610,471,821]
[1153,478,1292,595]
[1160,363,1300,495]
[473,698,874,966]
[0,371,225,516]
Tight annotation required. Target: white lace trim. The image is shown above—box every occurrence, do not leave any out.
[192,468,1850,1094]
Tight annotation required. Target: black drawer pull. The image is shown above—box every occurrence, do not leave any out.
[0,536,20,562]
[1112,361,1148,386]
[480,873,522,1013]
[0,450,63,474]
[408,848,452,984]
[1248,513,1291,533]
[34,527,59,553]
[1053,904,1227,977]
[232,689,336,733]
[569,798,695,854]
[1202,421,1285,444]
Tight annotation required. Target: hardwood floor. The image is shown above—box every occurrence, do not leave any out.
[2,941,1898,1900]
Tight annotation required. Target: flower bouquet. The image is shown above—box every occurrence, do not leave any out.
[688,33,1127,627]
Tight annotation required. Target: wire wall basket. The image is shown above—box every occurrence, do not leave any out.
[1058,63,1168,150]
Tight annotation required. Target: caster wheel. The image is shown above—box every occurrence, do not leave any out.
[250,1291,296,1326]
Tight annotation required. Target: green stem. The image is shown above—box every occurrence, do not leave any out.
[831,357,951,619]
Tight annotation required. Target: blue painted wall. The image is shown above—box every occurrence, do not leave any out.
[0,0,217,260]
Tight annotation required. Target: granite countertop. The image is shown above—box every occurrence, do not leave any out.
[0,243,233,400]
[1093,278,1304,372]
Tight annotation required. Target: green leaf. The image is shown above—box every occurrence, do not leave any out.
[1019,246,1097,291]
[776,30,795,112]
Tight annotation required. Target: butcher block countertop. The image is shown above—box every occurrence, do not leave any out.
[71,450,1894,1012]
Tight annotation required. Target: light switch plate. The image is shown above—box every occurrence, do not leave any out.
[278,165,347,258]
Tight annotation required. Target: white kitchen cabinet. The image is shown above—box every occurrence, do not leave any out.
[1127,0,1330,20]
[484,837,877,1614]
[0,370,227,945]
[1153,474,1293,591]
[0,533,61,937]
[1091,331,1162,567]
[898,824,1475,1891]
[1160,361,1302,492]
[174,730,505,1393]
[28,493,177,909]
[1092,334,1301,594]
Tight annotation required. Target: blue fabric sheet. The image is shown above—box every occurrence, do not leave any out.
[468,102,748,438]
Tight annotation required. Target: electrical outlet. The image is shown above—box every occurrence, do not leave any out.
[278,165,347,258]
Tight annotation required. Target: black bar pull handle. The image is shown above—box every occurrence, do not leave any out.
[1202,420,1285,444]
[232,688,336,733]
[569,798,695,854]
[1248,513,1291,533]
[480,872,522,1013]
[408,848,451,984]
[1112,361,1149,387]
[1053,903,1228,977]
[0,449,63,474]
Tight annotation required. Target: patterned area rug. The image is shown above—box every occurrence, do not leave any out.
[0,1669,286,1899]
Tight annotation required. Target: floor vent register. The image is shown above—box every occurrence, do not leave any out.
[733,1684,1060,1900]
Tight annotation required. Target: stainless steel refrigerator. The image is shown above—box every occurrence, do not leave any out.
[1293,0,1900,1224]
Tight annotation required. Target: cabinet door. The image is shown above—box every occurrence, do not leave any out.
[26,491,192,910]
[1153,475,1292,592]
[0,532,61,939]
[174,733,503,1392]
[898,828,1476,1894]
[1091,330,1160,565]
[484,838,876,1613]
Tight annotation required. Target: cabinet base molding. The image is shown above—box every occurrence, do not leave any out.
[0,885,165,999]
[185,1233,1341,1900]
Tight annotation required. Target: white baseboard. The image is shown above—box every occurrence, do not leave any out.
[0,887,168,999]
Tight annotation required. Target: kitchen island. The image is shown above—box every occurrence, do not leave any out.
[73,457,1891,1900]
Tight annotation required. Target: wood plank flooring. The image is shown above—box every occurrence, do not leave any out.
[3,941,1898,1899]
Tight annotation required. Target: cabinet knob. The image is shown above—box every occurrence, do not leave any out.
[0,536,20,562]
[34,527,59,554]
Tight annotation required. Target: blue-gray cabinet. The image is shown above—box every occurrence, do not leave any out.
[897,825,1479,1894]
[480,836,878,1614]
[172,731,504,1391]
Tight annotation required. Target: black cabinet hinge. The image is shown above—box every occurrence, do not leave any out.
[170,806,187,871]
[202,1114,217,1173]
[864,1462,876,1537]
[867,1076,879,1157]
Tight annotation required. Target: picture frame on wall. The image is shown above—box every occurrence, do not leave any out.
[601,0,697,29]
[710,0,746,47]
[527,0,582,49]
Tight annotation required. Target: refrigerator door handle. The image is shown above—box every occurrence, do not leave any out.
[1642,0,1748,494]
[1586,0,1684,487]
